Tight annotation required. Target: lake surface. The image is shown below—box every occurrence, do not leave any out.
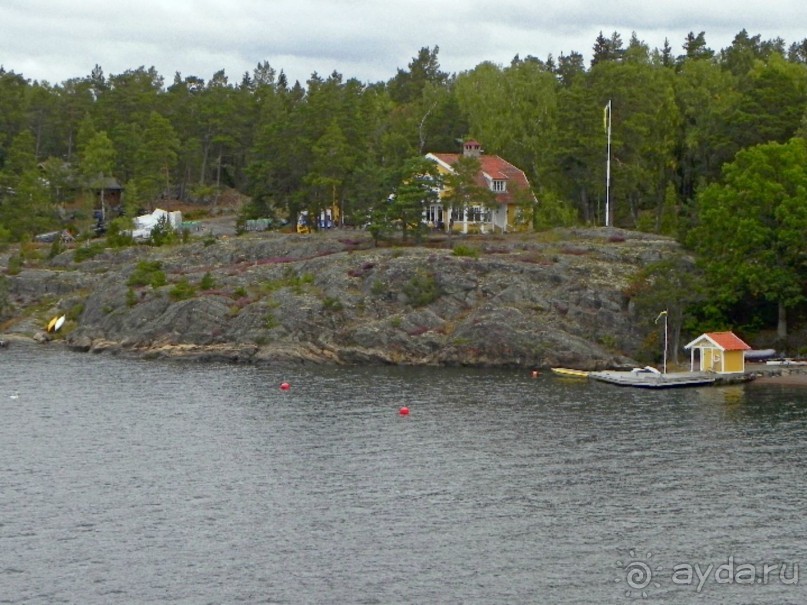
[2,342,806,604]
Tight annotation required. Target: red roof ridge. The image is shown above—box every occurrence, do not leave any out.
[704,331,752,351]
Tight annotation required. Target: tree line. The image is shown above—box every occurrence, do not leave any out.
[1,29,807,346]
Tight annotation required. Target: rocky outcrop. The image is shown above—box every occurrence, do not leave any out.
[2,228,684,369]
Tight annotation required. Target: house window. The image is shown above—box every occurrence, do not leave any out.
[491,180,506,192]
[452,206,491,223]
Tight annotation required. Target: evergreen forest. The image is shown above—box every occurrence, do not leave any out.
[2,29,807,348]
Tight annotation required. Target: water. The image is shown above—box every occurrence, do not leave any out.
[2,343,806,604]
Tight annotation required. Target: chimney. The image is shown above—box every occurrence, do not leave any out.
[463,139,482,158]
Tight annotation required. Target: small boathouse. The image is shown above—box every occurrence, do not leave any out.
[684,331,751,374]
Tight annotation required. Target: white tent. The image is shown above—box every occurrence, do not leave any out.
[130,208,183,240]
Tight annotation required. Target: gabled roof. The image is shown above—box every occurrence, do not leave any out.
[90,176,123,191]
[426,152,531,204]
[684,331,752,351]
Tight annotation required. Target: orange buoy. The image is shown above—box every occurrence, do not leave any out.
[399,406,410,416]
[280,382,291,391]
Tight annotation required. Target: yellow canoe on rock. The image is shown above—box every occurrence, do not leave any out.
[46,316,59,332]
[551,367,590,378]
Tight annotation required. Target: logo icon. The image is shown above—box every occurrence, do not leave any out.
[616,550,662,598]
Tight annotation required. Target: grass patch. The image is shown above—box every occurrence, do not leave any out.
[260,269,315,295]
[371,279,385,296]
[322,296,344,312]
[452,244,480,258]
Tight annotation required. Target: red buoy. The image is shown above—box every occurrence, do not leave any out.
[399,406,410,416]
[280,382,291,391]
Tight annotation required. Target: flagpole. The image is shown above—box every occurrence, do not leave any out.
[655,310,668,374]
[605,99,612,227]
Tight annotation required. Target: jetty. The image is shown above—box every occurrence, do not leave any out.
[588,368,718,389]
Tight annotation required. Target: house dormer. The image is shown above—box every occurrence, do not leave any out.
[491,178,506,193]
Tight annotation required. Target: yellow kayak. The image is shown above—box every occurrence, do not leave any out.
[551,367,590,378]
[46,316,59,332]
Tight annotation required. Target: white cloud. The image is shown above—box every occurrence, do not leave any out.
[1,0,805,86]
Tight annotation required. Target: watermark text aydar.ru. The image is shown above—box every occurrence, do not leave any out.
[617,551,799,597]
[671,556,798,592]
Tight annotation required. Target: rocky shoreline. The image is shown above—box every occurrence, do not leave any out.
[2,227,693,369]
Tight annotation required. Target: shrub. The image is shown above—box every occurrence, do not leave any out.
[0,276,10,316]
[403,269,439,307]
[452,244,480,258]
[106,218,135,248]
[150,271,167,288]
[200,272,216,290]
[20,240,40,261]
[48,237,66,259]
[73,242,105,263]
[6,254,23,275]
[128,260,166,288]
[149,215,178,247]
[169,278,196,301]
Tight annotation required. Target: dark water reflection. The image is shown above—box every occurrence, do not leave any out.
[2,344,806,603]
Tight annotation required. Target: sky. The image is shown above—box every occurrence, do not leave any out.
[2,0,806,87]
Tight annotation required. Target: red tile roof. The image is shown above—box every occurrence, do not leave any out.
[428,152,531,204]
[705,331,751,351]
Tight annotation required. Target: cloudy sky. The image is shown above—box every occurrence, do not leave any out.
[2,0,805,86]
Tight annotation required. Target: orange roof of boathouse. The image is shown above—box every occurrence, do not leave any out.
[686,331,751,351]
